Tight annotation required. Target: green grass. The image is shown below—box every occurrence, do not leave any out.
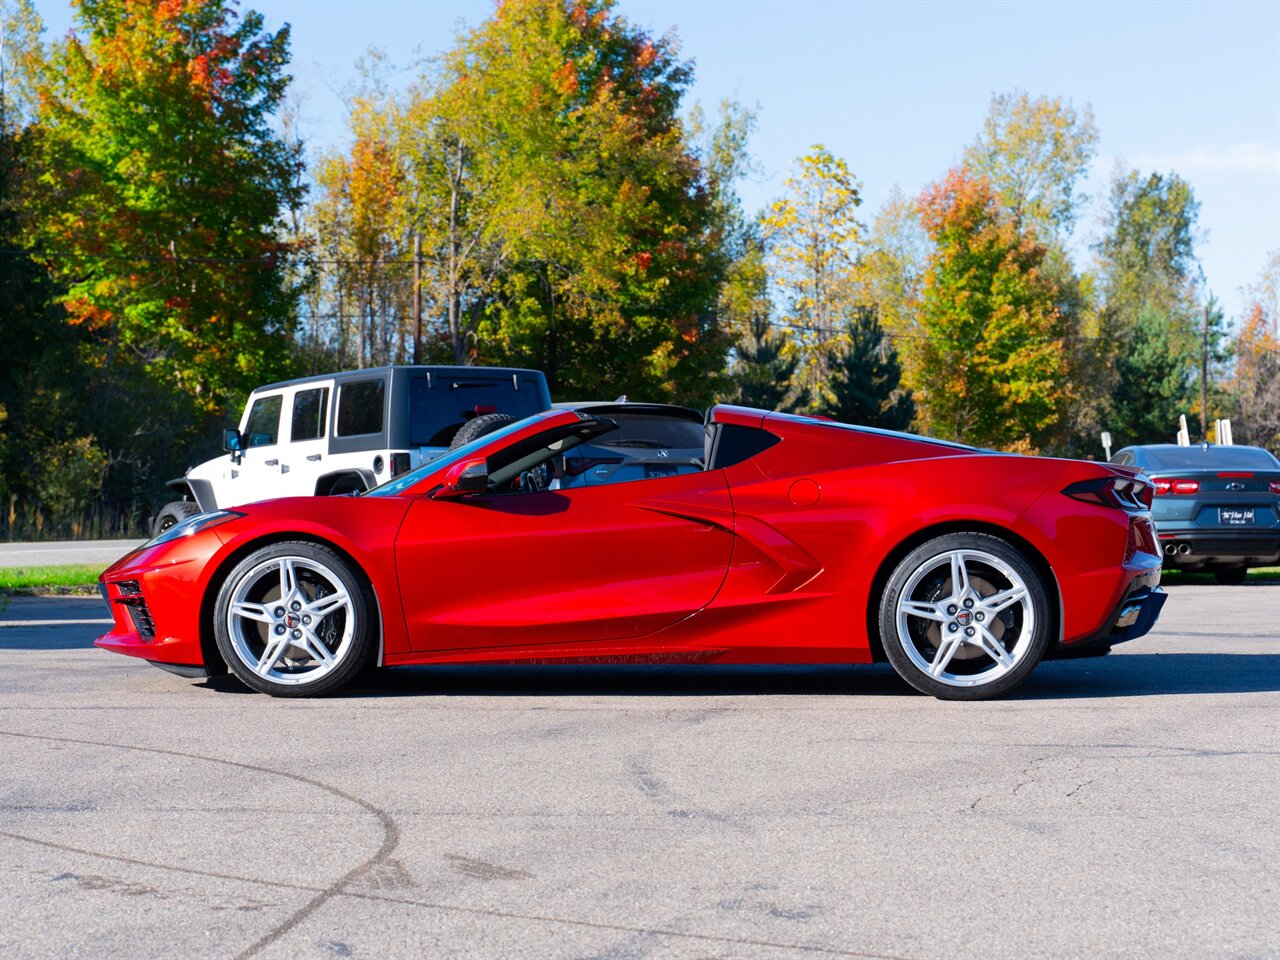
[1160,565,1280,585]
[0,564,104,594]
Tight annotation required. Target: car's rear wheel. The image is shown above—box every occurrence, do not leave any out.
[1211,564,1248,585]
[214,541,375,697]
[879,532,1051,700]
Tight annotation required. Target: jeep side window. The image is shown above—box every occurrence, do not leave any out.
[244,395,282,447]
[336,379,385,436]
[291,387,329,442]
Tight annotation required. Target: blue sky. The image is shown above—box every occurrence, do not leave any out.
[30,0,1280,321]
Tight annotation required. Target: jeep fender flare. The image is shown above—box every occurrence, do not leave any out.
[165,477,218,512]
[314,470,376,497]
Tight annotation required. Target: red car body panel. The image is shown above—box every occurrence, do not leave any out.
[97,406,1162,675]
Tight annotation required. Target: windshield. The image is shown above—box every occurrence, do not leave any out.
[364,415,541,497]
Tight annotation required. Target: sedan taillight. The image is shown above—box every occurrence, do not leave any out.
[1152,478,1199,495]
[1271,481,1280,495]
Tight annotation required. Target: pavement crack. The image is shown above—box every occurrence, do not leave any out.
[0,728,400,960]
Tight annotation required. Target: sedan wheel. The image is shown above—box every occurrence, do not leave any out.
[879,533,1051,700]
[214,541,374,697]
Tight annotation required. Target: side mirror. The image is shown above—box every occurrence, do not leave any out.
[224,428,243,464]
[433,457,489,500]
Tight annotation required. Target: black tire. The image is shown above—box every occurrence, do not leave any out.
[1212,565,1248,585]
[213,540,376,697]
[152,500,200,537]
[878,532,1052,700]
[449,412,517,450]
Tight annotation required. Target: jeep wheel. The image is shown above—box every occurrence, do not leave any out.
[152,500,200,538]
[450,413,517,450]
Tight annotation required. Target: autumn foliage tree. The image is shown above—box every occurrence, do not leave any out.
[913,167,1069,451]
[761,145,863,399]
[421,0,731,402]
[28,0,303,421]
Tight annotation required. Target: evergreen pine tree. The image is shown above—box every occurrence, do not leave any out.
[730,314,806,411]
[819,308,915,429]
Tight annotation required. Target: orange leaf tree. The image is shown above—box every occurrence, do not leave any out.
[913,167,1070,451]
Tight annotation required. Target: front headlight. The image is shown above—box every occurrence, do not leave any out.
[146,509,244,548]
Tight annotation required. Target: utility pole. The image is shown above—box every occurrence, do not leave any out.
[1200,300,1209,442]
[412,232,422,364]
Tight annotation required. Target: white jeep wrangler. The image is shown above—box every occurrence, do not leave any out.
[153,365,551,535]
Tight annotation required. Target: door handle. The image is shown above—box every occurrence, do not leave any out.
[306,454,322,462]
[264,459,279,466]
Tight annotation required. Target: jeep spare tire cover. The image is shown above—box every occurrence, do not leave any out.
[448,413,517,450]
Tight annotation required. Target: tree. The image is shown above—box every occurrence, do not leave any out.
[1095,168,1203,442]
[427,0,730,402]
[818,307,914,430]
[760,145,863,395]
[913,167,1070,451]
[29,0,304,422]
[1226,302,1280,450]
[1110,303,1196,445]
[730,316,805,412]
[964,90,1098,240]
[721,240,804,411]
[1097,168,1200,327]
[312,51,413,368]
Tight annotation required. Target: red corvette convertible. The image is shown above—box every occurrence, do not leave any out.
[97,404,1166,700]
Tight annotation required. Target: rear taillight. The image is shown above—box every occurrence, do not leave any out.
[1063,475,1153,510]
[1270,481,1280,494]
[1124,517,1158,563]
[1152,478,1199,495]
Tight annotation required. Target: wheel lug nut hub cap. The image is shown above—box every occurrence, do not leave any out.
[965,626,975,637]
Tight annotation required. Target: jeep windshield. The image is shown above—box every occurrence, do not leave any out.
[409,375,545,448]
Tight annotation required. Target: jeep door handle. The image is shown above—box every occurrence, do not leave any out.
[264,459,279,466]
[306,454,322,462]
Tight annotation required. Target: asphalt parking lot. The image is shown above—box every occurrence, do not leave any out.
[1,584,1277,960]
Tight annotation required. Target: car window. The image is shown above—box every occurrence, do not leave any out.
[243,395,282,448]
[291,387,329,442]
[364,415,540,497]
[560,414,706,488]
[336,379,385,437]
[408,375,545,447]
[1143,446,1280,470]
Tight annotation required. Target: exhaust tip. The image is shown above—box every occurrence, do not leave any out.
[1163,543,1178,556]
[1178,542,1192,555]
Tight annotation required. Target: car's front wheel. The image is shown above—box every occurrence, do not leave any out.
[213,541,375,697]
[879,532,1051,700]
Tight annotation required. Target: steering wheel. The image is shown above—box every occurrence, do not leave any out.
[518,462,552,493]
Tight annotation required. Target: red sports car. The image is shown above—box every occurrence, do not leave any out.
[97,405,1166,700]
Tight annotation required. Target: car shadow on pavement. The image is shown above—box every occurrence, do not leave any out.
[197,653,1280,699]
[203,663,912,698]
[1018,652,1280,699]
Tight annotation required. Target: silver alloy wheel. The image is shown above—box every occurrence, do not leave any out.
[894,548,1036,688]
[225,555,355,686]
